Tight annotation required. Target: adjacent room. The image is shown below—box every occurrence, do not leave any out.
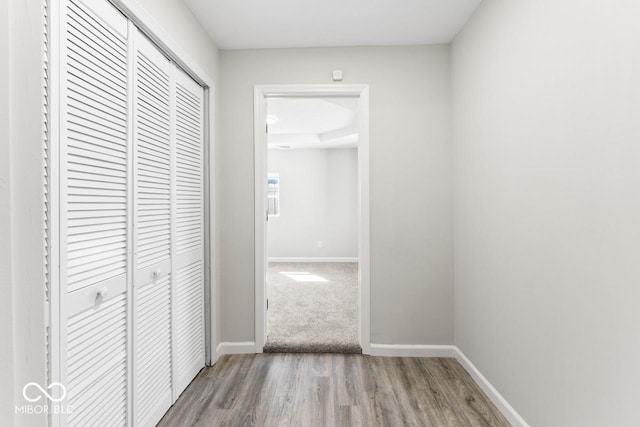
[264,96,361,354]
[3,0,640,426]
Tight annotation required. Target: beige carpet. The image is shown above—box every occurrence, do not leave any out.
[264,262,361,353]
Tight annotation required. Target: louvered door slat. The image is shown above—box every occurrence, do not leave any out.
[137,140,170,157]
[67,250,126,272]
[66,49,126,94]
[175,260,204,384]
[66,79,126,120]
[66,4,127,61]
[66,93,127,128]
[138,101,170,131]
[138,149,171,164]
[67,136,127,160]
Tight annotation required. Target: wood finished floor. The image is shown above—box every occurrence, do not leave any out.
[158,354,510,427]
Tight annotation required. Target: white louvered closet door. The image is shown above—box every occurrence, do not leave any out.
[59,0,130,426]
[56,0,207,425]
[172,68,206,396]
[132,31,174,427]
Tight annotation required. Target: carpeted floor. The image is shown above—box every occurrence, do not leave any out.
[264,262,361,354]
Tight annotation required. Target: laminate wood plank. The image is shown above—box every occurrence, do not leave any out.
[387,357,447,426]
[431,358,506,427]
[338,404,363,427]
[260,354,296,426]
[158,354,511,427]
[412,357,471,426]
[372,357,411,426]
[336,355,358,407]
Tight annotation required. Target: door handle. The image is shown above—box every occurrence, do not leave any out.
[96,287,108,303]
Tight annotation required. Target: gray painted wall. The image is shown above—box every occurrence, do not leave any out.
[220,46,453,344]
[452,1,640,425]
[0,0,15,423]
[2,1,48,424]
[268,148,358,258]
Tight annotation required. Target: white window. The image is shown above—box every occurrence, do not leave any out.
[268,173,280,217]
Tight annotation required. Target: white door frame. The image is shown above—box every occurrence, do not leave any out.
[254,84,371,354]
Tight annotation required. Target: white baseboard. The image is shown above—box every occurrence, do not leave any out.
[369,344,457,358]
[216,341,256,357]
[268,257,359,263]
[454,348,530,427]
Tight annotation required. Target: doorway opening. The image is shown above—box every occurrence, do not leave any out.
[265,96,360,353]
[254,85,371,354]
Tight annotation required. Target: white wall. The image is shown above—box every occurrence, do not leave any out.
[0,1,15,424]
[268,148,358,258]
[220,46,453,345]
[2,1,48,425]
[452,1,640,425]
[0,0,220,425]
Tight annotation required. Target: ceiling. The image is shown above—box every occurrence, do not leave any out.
[183,0,482,50]
[267,97,358,150]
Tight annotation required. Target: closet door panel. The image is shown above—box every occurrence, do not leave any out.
[133,277,172,426]
[173,69,205,395]
[57,1,208,424]
[60,0,129,425]
[132,31,174,427]
[175,74,204,257]
[174,258,204,392]
[64,0,128,295]
[134,35,172,277]
[66,295,128,427]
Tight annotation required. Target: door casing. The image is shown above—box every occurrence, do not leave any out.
[253,84,371,354]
